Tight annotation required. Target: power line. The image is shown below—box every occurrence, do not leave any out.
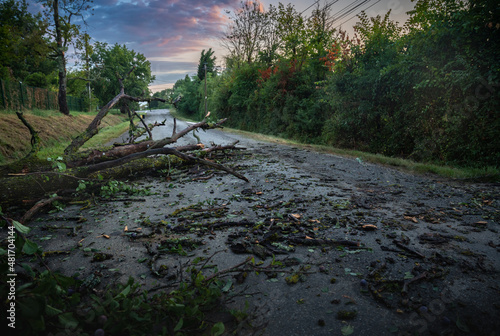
[304,0,341,22]
[329,0,372,25]
[300,0,321,14]
[334,0,381,29]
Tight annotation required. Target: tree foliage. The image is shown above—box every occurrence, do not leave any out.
[89,42,155,109]
[197,48,217,81]
[175,0,499,168]
[0,0,52,82]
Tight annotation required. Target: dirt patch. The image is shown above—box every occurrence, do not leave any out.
[0,113,124,162]
[16,128,500,336]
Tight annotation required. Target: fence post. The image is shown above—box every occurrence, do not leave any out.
[31,86,35,110]
[0,80,6,109]
[19,81,24,109]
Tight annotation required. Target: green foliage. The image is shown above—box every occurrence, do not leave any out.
[90,42,155,107]
[47,156,67,172]
[197,48,217,81]
[0,0,52,82]
[149,88,174,109]
[0,264,227,335]
[76,178,152,198]
[24,72,49,88]
[177,0,499,169]
[323,0,500,167]
[172,74,202,118]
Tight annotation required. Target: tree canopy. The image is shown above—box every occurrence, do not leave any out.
[0,0,52,82]
[89,42,155,108]
[197,48,217,81]
[173,0,500,168]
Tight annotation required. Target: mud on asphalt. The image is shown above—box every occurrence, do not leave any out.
[21,136,500,336]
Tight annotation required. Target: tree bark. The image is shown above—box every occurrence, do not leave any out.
[53,0,70,115]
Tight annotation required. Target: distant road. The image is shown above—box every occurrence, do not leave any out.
[113,109,245,147]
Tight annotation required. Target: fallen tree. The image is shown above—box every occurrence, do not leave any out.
[0,71,248,211]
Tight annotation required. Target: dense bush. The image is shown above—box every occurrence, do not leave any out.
[173,0,499,168]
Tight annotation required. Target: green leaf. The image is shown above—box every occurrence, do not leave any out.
[56,162,66,171]
[388,325,399,333]
[404,271,414,279]
[116,284,131,298]
[211,322,225,336]
[22,240,39,255]
[58,312,78,329]
[222,279,233,292]
[46,305,62,316]
[0,247,6,256]
[174,318,183,332]
[22,263,36,278]
[12,220,30,234]
[341,324,354,335]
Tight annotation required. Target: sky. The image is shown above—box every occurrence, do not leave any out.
[30,0,416,92]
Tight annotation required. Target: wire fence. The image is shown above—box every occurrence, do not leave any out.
[0,79,85,112]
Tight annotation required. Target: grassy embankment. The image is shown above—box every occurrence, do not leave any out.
[170,109,500,182]
[0,109,130,164]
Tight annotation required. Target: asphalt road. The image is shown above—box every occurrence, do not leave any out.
[29,110,500,336]
[114,109,241,147]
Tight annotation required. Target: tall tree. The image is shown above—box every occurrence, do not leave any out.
[89,42,155,109]
[257,4,281,66]
[197,48,217,81]
[221,0,268,65]
[0,0,51,81]
[74,32,93,111]
[40,0,92,115]
[274,3,305,61]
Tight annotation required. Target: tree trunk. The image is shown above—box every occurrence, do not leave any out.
[54,0,70,115]
[64,87,127,156]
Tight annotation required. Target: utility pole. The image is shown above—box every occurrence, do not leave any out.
[204,62,208,117]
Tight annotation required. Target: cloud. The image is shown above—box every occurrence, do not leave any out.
[75,0,244,88]
[86,0,240,58]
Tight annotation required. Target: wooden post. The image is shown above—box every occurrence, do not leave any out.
[19,81,24,109]
[0,80,6,109]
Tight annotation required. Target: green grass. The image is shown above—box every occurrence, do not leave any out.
[0,108,124,116]
[0,108,88,116]
[0,107,131,161]
[219,127,500,182]
[37,120,130,159]
[83,120,130,148]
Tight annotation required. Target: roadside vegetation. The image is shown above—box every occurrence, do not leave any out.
[223,127,500,181]
[162,0,499,179]
[0,109,128,164]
